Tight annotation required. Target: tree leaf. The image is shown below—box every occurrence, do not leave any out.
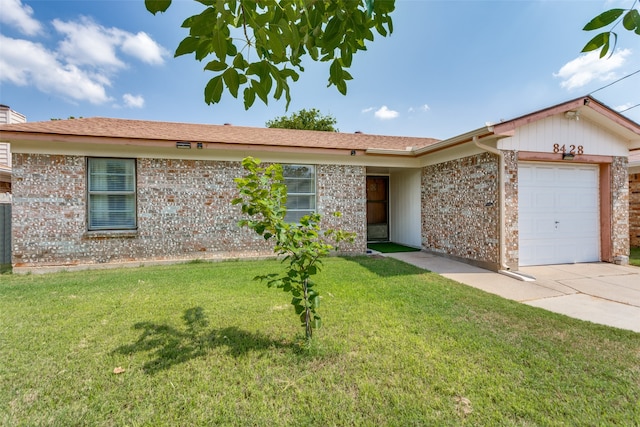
[204,75,224,104]
[336,79,347,95]
[322,16,343,50]
[329,59,342,85]
[581,32,609,53]
[243,87,256,110]
[223,67,241,98]
[145,0,172,15]
[340,44,353,67]
[175,36,199,57]
[251,79,269,105]
[599,39,610,58]
[233,53,248,70]
[583,9,625,31]
[204,60,228,72]
[623,9,640,31]
[212,30,228,61]
[311,295,320,309]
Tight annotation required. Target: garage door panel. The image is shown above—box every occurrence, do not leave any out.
[555,190,597,211]
[534,193,555,210]
[520,214,561,238]
[519,242,555,266]
[520,212,599,237]
[531,165,556,183]
[521,237,599,265]
[519,163,599,266]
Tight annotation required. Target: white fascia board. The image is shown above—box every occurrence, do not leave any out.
[8,138,424,168]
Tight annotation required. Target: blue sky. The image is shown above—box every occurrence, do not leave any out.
[1,0,639,139]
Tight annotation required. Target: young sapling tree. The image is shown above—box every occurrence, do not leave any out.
[232,157,355,340]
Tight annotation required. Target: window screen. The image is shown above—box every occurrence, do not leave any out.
[87,158,136,230]
[283,164,316,223]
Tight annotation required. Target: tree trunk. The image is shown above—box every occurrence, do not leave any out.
[303,278,312,339]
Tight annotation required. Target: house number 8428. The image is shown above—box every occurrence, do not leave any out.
[553,144,583,155]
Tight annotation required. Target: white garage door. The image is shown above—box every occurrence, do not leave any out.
[518,163,600,266]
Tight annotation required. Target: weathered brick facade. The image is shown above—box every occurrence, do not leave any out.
[611,157,629,262]
[11,154,366,268]
[631,172,640,248]
[503,150,519,269]
[421,152,500,269]
[420,151,632,269]
[317,164,367,252]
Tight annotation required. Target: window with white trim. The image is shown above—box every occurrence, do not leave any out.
[283,164,316,223]
[87,158,137,230]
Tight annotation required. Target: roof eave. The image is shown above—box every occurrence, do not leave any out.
[490,96,640,147]
[412,126,498,156]
[365,148,416,156]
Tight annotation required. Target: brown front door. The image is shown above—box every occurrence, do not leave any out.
[367,176,388,241]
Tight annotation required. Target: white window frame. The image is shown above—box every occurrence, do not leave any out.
[87,157,137,231]
[282,164,316,223]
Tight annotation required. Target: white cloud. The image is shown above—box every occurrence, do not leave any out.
[0,35,112,104]
[121,31,167,65]
[52,18,167,67]
[123,93,145,108]
[554,49,631,90]
[361,107,375,113]
[409,104,430,113]
[53,17,126,69]
[0,0,42,36]
[0,4,168,106]
[374,106,399,120]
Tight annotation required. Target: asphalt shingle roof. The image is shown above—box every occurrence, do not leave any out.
[0,117,440,151]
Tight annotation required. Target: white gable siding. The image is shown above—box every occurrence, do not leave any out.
[0,144,10,167]
[497,114,629,157]
[0,108,10,125]
[0,106,27,168]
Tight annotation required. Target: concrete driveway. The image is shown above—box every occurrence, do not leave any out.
[386,251,640,333]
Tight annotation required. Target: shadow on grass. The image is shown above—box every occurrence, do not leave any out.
[114,306,292,374]
[344,255,428,277]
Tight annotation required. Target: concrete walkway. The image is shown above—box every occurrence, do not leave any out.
[385,251,640,333]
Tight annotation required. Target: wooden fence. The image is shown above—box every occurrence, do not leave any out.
[1,202,10,273]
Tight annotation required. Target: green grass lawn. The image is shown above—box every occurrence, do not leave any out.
[631,247,640,267]
[1,257,639,426]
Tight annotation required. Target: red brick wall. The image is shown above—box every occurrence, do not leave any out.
[317,164,367,253]
[422,152,501,269]
[630,172,640,248]
[611,157,629,261]
[11,154,366,268]
[503,150,519,269]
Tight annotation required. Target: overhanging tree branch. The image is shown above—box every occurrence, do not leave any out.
[146,0,396,110]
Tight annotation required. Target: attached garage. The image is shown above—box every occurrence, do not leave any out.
[518,163,600,266]
[419,96,639,272]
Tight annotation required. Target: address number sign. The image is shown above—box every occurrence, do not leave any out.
[553,144,584,155]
